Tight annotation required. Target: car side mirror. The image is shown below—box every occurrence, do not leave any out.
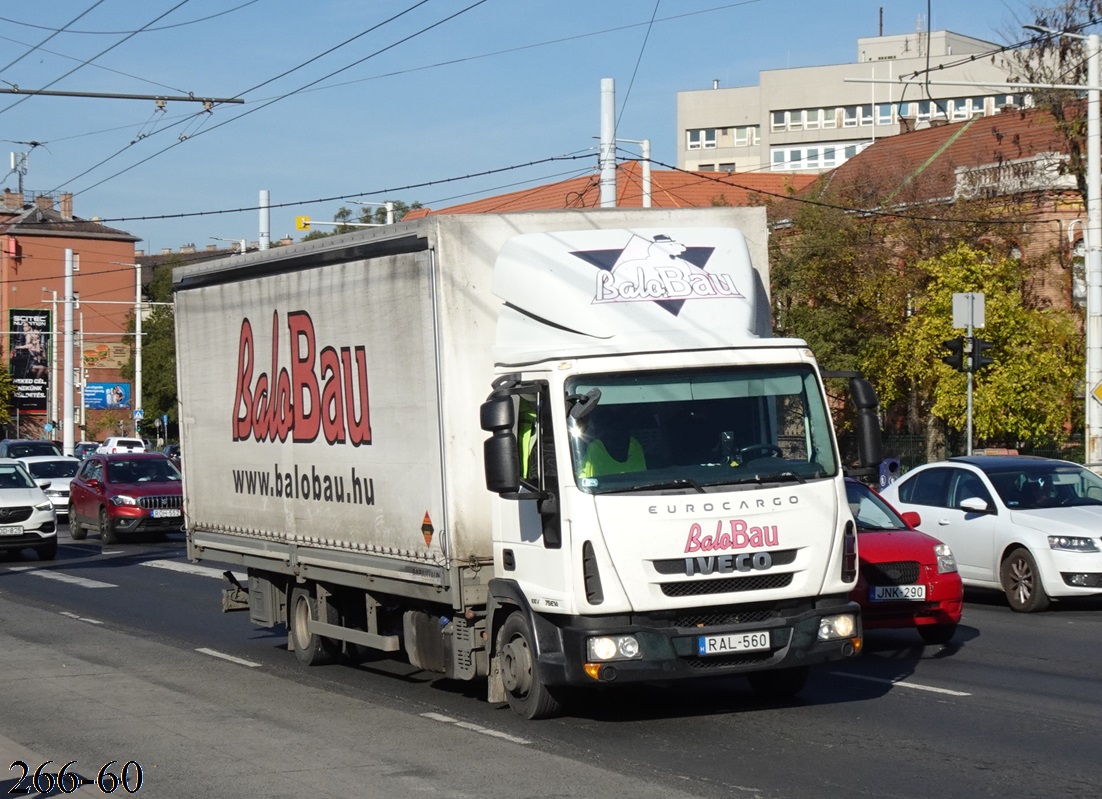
[959,496,991,514]
[901,510,922,528]
[35,479,51,490]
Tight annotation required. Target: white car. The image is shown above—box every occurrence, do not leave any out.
[0,458,58,561]
[17,455,81,518]
[880,455,1102,612]
[96,437,146,454]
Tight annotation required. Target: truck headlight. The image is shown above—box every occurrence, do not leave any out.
[586,635,641,661]
[818,613,857,641]
[935,543,958,573]
[1048,535,1100,553]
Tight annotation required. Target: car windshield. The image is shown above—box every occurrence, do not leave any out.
[106,459,181,483]
[0,464,37,489]
[984,462,1102,509]
[845,481,908,532]
[25,460,79,479]
[566,365,837,495]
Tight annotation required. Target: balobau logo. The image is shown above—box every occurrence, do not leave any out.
[233,310,372,445]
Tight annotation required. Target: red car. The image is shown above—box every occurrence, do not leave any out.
[845,478,963,645]
[68,453,183,544]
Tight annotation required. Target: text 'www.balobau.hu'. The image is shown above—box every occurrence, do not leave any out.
[232,464,375,505]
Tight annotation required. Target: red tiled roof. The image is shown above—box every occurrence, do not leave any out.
[404,162,817,217]
[819,105,1070,203]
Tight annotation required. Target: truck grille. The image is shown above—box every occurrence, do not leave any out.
[137,495,183,510]
[660,573,793,598]
[862,560,920,586]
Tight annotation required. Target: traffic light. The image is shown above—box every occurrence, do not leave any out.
[942,337,966,372]
[971,337,994,371]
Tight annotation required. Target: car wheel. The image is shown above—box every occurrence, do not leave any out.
[36,538,58,561]
[497,612,565,720]
[68,504,87,540]
[99,507,118,545]
[746,666,810,701]
[917,623,957,646]
[1000,547,1050,613]
[289,587,340,666]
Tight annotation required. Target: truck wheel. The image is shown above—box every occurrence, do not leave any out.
[497,612,564,720]
[99,508,118,545]
[746,666,809,701]
[1000,547,1050,612]
[289,587,339,666]
[68,505,87,540]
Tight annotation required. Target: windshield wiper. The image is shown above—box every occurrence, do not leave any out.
[616,477,706,494]
[725,471,807,486]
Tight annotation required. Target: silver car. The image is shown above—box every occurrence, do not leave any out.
[880,455,1102,612]
[17,455,81,518]
[0,458,58,561]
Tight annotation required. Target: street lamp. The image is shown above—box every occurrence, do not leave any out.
[1024,25,1101,468]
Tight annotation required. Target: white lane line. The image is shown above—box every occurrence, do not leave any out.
[830,671,971,696]
[60,611,104,625]
[8,567,116,589]
[421,713,530,745]
[195,648,261,668]
[100,550,125,555]
[141,559,236,580]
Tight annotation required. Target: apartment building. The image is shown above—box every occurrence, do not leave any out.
[677,30,1027,174]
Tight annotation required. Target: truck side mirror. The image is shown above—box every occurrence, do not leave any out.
[850,377,883,468]
[480,397,520,495]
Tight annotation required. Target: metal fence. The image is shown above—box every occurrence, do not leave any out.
[881,434,1085,475]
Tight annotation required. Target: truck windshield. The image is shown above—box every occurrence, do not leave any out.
[566,365,837,494]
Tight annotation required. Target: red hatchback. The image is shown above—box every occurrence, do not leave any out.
[68,453,183,544]
[845,478,963,645]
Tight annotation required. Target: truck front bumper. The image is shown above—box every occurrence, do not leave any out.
[538,597,862,687]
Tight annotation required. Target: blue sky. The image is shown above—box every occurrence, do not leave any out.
[0,0,1039,253]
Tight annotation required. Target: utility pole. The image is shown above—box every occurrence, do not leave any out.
[600,78,617,208]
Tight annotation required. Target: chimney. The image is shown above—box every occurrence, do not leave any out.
[712,79,720,89]
[34,195,53,210]
[60,193,73,219]
[2,189,23,210]
[161,248,172,255]
[899,116,916,134]
[180,244,197,254]
[135,250,145,257]
[205,244,218,252]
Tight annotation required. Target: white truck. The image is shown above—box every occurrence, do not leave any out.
[174,208,881,719]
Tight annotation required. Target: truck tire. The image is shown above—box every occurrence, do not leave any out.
[289,587,340,666]
[497,612,565,720]
[746,666,809,701]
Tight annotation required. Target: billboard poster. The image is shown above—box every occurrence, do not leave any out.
[84,382,132,410]
[83,342,131,370]
[8,308,49,413]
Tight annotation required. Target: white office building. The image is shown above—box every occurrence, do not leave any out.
[677,30,1029,174]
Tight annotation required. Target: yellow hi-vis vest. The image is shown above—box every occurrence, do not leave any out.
[579,437,646,478]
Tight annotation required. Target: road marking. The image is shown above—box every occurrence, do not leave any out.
[60,611,104,625]
[195,648,261,668]
[8,566,116,589]
[421,712,530,745]
[100,550,125,555]
[141,560,237,581]
[830,671,971,696]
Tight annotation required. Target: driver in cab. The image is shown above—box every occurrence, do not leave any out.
[576,412,647,478]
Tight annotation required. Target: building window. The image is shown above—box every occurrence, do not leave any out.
[823,147,837,167]
[687,128,717,150]
[771,150,788,169]
[843,106,858,127]
[876,103,894,125]
[733,126,757,146]
[789,110,804,131]
[822,108,837,129]
[719,163,737,172]
[859,104,873,126]
[772,111,786,131]
[916,100,932,121]
[805,108,821,130]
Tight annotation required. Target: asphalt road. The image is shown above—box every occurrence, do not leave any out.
[2,525,1101,799]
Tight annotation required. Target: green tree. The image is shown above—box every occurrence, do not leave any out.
[301,200,422,240]
[867,244,1080,447]
[120,265,177,438]
[0,365,14,432]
